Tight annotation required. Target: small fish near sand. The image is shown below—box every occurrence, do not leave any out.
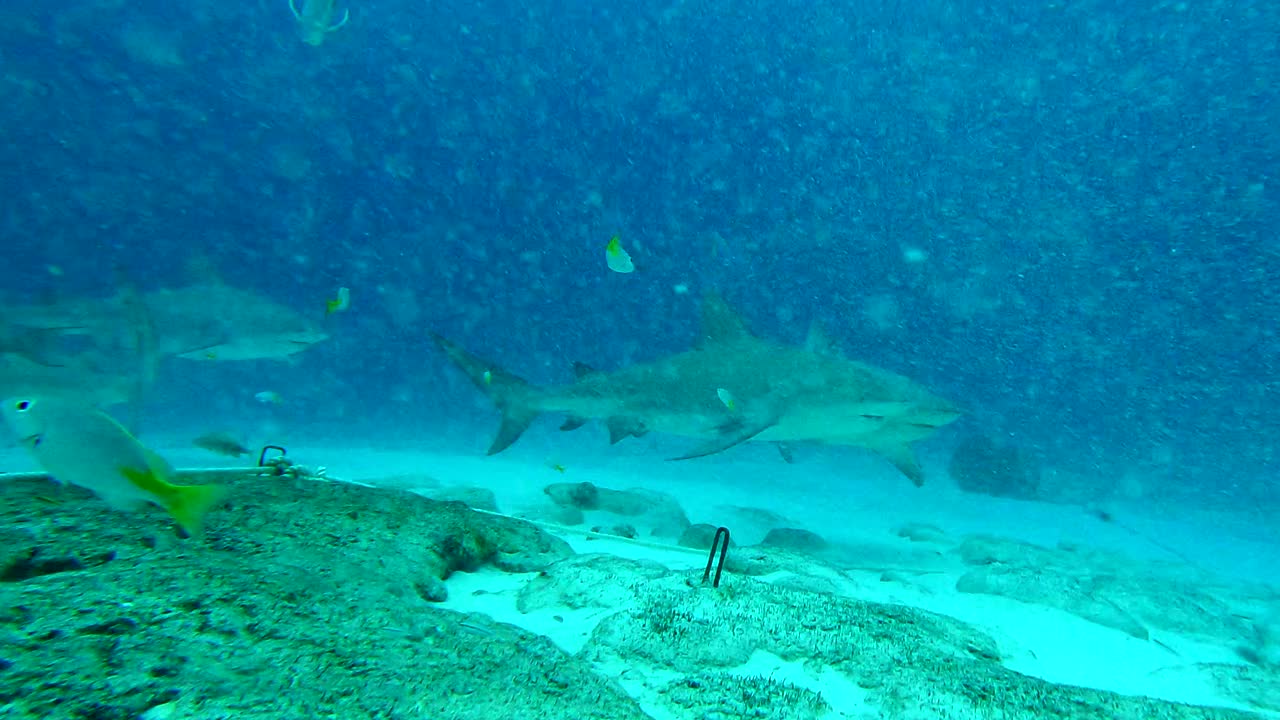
[193,431,252,459]
[1,397,225,535]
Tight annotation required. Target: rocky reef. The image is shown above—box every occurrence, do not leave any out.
[0,471,1274,718]
[0,471,643,720]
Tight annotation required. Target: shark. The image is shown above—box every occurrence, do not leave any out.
[432,295,962,485]
[0,282,328,364]
[0,352,136,408]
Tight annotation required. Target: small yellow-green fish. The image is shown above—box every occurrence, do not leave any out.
[605,235,635,274]
[255,390,284,405]
[716,387,737,412]
[1,397,225,535]
[192,431,252,458]
[482,370,493,385]
[325,286,351,316]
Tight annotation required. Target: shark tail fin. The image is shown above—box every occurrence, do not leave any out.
[430,333,540,455]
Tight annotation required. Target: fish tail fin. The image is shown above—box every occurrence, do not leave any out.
[430,333,540,455]
[165,483,227,537]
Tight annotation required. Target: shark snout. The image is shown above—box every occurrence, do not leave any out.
[913,403,963,428]
[288,329,329,346]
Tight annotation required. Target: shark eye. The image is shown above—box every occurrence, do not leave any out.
[15,400,31,412]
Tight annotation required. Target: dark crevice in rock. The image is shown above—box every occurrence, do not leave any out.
[77,618,139,636]
[1,550,85,582]
[1,549,116,583]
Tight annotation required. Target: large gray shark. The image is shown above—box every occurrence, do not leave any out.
[0,352,135,407]
[432,295,961,485]
[1,282,328,363]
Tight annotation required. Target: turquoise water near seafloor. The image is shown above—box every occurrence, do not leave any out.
[1,0,1279,717]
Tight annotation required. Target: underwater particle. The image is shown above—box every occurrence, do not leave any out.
[605,235,635,274]
[1,397,224,535]
[46,265,64,277]
[192,431,252,458]
[716,387,737,412]
[673,283,690,295]
[325,286,351,315]
[902,246,929,264]
[255,390,284,405]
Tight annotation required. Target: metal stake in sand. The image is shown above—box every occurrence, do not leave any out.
[258,445,288,469]
[703,526,730,588]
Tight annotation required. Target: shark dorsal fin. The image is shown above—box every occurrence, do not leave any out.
[805,321,836,356]
[700,293,752,345]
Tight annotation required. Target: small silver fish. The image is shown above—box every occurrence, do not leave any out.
[2,397,225,534]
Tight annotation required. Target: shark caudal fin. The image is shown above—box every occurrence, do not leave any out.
[430,333,540,454]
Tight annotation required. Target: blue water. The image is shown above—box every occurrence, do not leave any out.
[2,0,1277,507]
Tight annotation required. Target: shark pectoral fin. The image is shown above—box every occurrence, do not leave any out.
[176,342,226,360]
[560,416,588,431]
[488,405,539,455]
[606,417,647,444]
[776,442,795,463]
[328,8,350,31]
[668,416,778,461]
[872,443,925,487]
